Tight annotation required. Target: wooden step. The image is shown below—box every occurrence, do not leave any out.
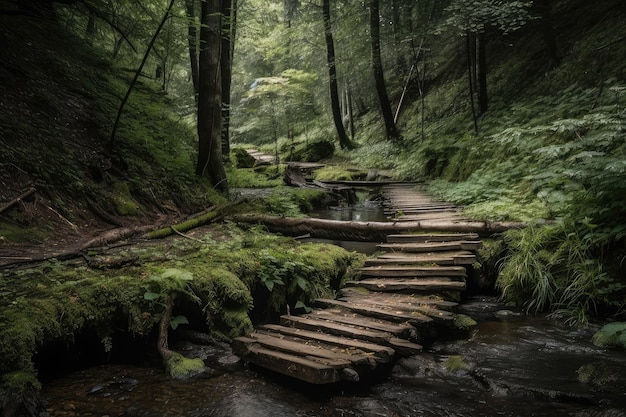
[308,308,418,339]
[338,287,459,311]
[384,205,457,213]
[345,278,466,293]
[360,265,467,278]
[231,338,348,383]
[244,331,376,368]
[280,314,395,345]
[377,241,483,252]
[336,291,457,325]
[394,213,469,222]
[315,298,433,326]
[365,251,477,266]
[386,233,479,243]
[259,324,395,363]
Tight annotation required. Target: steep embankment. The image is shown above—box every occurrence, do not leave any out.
[0,11,220,255]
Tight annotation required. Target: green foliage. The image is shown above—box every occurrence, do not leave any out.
[442,0,533,35]
[497,222,626,324]
[226,165,283,188]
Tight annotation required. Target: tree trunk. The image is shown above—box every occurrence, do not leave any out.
[196,0,228,193]
[475,32,488,115]
[322,0,353,150]
[184,0,199,101]
[369,0,399,141]
[466,33,479,133]
[232,214,525,241]
[220,0,235,161]
[534,0,560,68]
[110,0,176,148]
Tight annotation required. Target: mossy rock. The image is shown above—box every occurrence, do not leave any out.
[577,361,619,386]
[443,355,472,373]
[290,140,335,162]
[592,322,626,350]
[111,181,139,216]
[232,147,256,168]
[165,352,206,380]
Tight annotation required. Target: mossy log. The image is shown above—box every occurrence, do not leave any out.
[147,202,242,239]
[231,214,525,241]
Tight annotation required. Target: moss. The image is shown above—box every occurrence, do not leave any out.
[592,322,626,350]
[110,181,139,216]
[577,361,619,386]
[453,314,478,332]
[0,370,41,397]
[443,355,472,373]
[165,352,206,380]
[0,222,52,243]
[231,147,257,168]
[313,166,366,181]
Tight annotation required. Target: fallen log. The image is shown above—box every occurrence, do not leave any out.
[230,214,525,241]
[146,201,242,239]
[0,187,36,214]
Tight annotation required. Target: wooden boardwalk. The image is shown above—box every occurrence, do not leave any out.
[232,184,481,384]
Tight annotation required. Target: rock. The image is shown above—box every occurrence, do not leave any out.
[233,148,256,168]
[494,309,524,321]
[592,322,626,350]
[165,352,206,380]
[577,361,619,386]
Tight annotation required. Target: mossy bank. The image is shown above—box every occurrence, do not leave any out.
[0,223,363,416]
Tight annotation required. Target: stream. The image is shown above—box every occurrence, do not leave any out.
[41,197,626,417]
[41,305,626,417]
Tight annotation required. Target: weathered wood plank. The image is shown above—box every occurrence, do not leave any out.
[386,233,479,243]
[365,251,477,266]
[280,314,395,345]
[244,332,372,367]
[252,329,378,370]
[359,265,467,278]
[308,308,418,339]
[345,278,466,293]
[336,292,457,325]
[377,241,483,252]
[315,298,433,326]
[394,214,469,222]
[259,324,395,363]
[388,337,424,356]
[338,287,459,310]
[231,339,346,383]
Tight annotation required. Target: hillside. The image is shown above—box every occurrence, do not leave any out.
[0,8,223,258]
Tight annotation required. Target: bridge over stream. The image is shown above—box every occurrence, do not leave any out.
[232,183,484,384]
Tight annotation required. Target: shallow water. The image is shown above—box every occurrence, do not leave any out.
[42,302,626,417]
[41,197,626,416]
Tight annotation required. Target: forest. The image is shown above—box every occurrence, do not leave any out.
[0,0,625,415]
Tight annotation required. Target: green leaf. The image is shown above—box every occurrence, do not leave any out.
[161,268,193,281]
[170,315,189,330]
[143,291,161,301]
[295,301,313,313]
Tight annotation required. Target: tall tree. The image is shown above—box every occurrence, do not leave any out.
[184,0,200,100]
[197,0,228,193]
[322,0,353,149]
[444,0,533,118]
[110,0,176,148]
[220,0,236,161]
[369,0,400,140]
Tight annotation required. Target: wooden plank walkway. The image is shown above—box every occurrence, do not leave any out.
[232,183,482,384]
